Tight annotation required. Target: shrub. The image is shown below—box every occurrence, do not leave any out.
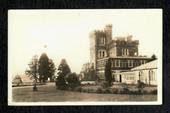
[117,88,130,94]
[102,81,110,88]
[122,87,130,94]
[74,86,82,92]
[130,89,140,94]
[84,88,95,93]
[66,72,80,89]
[87,89,91,93]
[82,88,88,93]
[137,80,146,94]
[96,87,102,93]
[97,87,130,94]
[120,83,130,94]
[104,88,112,94]
[111,88,119,94]
[67,87,73,91]
[55,75,67,90]
[122,83,128,88]
[13,75,23,86]
[150,89,157,94]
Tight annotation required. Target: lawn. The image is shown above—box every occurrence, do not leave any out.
[12,83,157,102]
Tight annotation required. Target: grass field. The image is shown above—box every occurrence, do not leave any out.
[12,83,157,102]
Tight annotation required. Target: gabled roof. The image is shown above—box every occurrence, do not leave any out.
[131,60,157,71]
[20,75,34,82]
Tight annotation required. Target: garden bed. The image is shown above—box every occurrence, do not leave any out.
[68,84,157,95]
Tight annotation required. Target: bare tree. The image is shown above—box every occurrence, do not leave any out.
[25,55,39,91]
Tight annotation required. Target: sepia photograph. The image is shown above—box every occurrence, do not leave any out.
[8,9,162,105]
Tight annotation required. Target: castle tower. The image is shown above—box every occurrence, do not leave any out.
[89,30,107,69]
[90,25,111,69]
[96,30,107,60]
[104,24,112,44]
[89,31,97,68]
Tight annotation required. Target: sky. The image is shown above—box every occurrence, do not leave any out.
[8,9,162,76]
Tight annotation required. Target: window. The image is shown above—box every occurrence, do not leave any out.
[122,49,124,56]
[121,61,124,68]
[103,51,105,57]
[100,37,105,45]
[140,60,146,65]
[128,60,133,67]
[126,49,129,55]
[135,61,139,66]
[115,60,120,67]
[150,70,156,81]
[125,75,134,80]
[124,61,128,68]
[121,61,126,68]
[122,48,129,56]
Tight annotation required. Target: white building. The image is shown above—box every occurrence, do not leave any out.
[12,75,34,86]
[113,60,157,85]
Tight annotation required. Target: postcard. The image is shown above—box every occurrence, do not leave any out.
[8,9,162,105]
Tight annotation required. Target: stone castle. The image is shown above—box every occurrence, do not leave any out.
[89,24,152,79]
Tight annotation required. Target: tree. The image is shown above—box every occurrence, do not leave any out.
[25,55,38,91]
[38,53,56,82]
[13,75,22,86]
[55,59,71,90]
[38,53,50,83]
[58,59,71,76]
[151,54,157,61]
[48,59,56,82]
[104,58,112,87]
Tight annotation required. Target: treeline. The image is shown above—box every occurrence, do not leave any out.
[25,53,80,90]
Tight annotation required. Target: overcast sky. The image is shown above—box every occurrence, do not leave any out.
[8,9,162,76]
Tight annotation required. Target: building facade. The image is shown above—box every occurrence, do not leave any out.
[89,24,152,80]
[113,60,157,85]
